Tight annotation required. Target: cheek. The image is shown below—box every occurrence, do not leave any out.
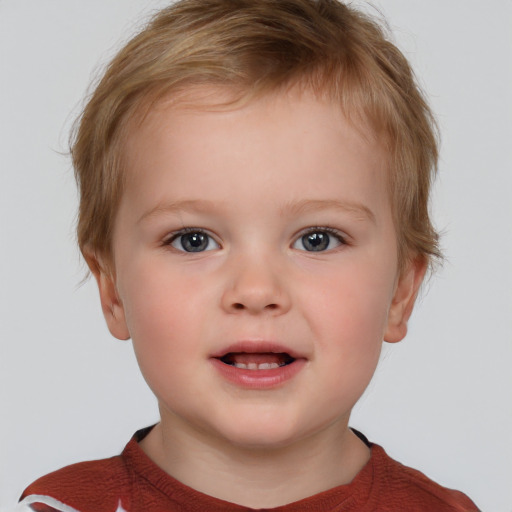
[304,272,389,412]
[119,258,208,336]
[302,259,395,371]
[310,259,393,326]
[117,262,210,383]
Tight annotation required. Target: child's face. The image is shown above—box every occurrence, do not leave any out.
[94,87,423,449]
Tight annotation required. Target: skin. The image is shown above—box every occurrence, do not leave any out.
[88,87,425,508]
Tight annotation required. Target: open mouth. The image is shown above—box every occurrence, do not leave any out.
[211,344,306,387]
[219,352,296,370]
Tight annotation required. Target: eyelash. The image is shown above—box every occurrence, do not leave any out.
[164,227,220,253]
[294,226,348,252]
[163,226,348,253]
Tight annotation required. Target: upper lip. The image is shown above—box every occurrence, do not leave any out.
[210,340,305,360]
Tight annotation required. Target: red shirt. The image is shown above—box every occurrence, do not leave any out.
[20,428,479,512]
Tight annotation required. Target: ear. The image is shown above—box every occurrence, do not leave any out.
[84,252,130,341]
[384,256,427,343]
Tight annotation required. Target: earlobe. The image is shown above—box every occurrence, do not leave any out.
[384,257,427,344]
[84,252,130,341]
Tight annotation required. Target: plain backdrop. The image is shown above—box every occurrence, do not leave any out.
[1,1,511,510]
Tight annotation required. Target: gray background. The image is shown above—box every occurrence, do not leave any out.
[1,1,511,510]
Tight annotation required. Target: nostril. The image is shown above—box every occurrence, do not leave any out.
[231,302,278,312]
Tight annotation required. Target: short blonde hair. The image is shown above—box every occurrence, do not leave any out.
[72,0,441,273]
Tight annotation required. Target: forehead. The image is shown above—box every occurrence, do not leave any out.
[123,84,385,179]
[118,86,390,223]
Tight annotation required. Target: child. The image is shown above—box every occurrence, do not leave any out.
[19,0,479,510]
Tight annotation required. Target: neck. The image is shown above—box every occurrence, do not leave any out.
[140,415,370,508]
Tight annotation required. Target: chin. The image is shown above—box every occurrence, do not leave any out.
[223,429,303,451]
[209,412,316,452]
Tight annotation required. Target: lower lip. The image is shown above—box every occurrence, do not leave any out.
[210,358,307,389]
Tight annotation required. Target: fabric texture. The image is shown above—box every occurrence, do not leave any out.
[20,427,479,512]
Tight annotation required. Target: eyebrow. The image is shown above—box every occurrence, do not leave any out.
[138,198,376,224]
[282,199,376,223]
[137,199,221,224]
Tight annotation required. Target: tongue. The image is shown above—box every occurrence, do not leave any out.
[227,352,289,366]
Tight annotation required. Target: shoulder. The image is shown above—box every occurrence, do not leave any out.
[369,444,480,511]
[20,455,128,512]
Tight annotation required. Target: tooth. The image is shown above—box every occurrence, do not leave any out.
[233,362,284,370]
[258,363,280,370]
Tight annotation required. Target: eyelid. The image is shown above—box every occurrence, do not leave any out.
[292,226,348,251]
[164,227,221,251]
[161,226,348,251]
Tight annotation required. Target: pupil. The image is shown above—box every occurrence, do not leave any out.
[303,232,328,251]
[182,232,207,252]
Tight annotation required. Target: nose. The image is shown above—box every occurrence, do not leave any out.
[221,256,291,315]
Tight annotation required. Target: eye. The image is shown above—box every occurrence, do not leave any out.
[168,229,220,253]
[292,228,345,252]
